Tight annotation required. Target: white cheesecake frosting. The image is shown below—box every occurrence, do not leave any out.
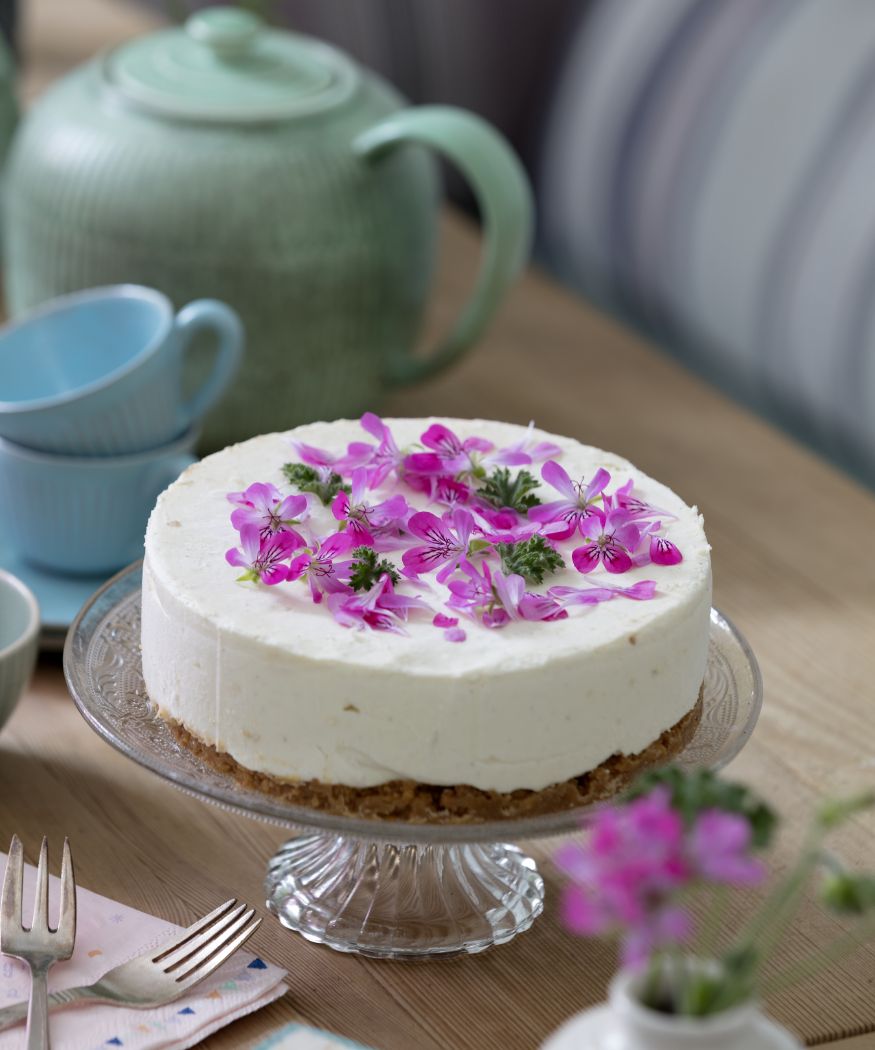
[141,418,712,793]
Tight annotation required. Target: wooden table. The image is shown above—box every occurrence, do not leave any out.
[3,2,875,1048]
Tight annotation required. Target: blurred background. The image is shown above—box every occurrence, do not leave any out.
[4,0,875,489]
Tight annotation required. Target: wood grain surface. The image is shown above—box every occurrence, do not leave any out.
[2,1,874,1047]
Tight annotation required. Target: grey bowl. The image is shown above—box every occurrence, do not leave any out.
[0,568,39,731]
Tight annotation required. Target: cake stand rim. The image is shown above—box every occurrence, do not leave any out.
[63,561,762,845]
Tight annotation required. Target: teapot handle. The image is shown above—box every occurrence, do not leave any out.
[353,106,533,386]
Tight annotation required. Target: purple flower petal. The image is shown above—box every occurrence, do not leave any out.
[571,543,601,574]
[422,423,463,457]
[541,460,577,500]
[650,536,684,566]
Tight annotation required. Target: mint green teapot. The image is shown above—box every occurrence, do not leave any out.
[2,8,531,449]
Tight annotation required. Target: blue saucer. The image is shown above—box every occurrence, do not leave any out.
[0,520,109,646]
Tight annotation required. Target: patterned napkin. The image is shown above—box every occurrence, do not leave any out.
[255,1025,374,1050]
[0,851,286,1049]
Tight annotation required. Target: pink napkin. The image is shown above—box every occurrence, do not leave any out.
[0,851,287,1049]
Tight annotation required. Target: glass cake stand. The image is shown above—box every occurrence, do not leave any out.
[64,563,762,960]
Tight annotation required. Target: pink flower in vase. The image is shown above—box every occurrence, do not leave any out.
[228,482,309,540]
[287,531,358,603]
[689,810,765,886]
[571,509,641,575]
[556,787,693,967]
[225,525,304,585]
[331,467,409,548]
[528,461,610,540]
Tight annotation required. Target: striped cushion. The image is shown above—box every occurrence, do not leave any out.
[539,0,875,484]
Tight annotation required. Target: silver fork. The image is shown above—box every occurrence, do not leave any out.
[1,835,76,1050]
[0,896,261,1032]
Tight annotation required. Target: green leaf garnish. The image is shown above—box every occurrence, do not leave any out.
[282,462,350,506]
[497,536,564,585]
[349,545,401,591]
[478,468,542,514]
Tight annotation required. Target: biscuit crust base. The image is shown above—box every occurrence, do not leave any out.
[167,689,703,825]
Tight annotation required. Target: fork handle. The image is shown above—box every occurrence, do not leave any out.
[26,967,49,1050]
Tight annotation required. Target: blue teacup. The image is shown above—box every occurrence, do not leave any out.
[0,285,243,455]
[0,569,39,733]
[0,429,198,574]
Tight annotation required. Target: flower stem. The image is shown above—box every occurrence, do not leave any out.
[697,884,730,959]
[733,827,824,967]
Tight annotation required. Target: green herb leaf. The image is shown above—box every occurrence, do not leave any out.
[497,536,564,585]
[282,462,350,506]
[349,545,401,591]
[479,468,542,514]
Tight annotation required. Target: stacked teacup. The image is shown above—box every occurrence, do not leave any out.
[0,285,243,579]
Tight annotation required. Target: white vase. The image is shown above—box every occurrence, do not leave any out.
[542,968,803,1050]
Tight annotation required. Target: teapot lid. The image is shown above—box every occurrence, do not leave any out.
[102,7,358,123]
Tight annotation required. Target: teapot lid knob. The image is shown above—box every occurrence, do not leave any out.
[102,6,359,123]
[186,7,261,60]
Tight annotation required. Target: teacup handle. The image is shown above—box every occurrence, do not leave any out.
[174,300,245,424]
[353,106,533,386]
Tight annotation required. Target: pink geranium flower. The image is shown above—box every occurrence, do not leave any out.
[529,461,609,540]
[346,413,407,488]
[447,561,566,628]
[556,788,692,966]
[328,574,431,634]
[609,479,675,522]
[403,422,538,481]
[225,525,304,585]
[402,508,476,583]
[689,810,765,886]
[331,467,409,547]
[290,438,370,477]
[404,422,494,478]
[489,421,562,465]
[228,482,309,540]
[555,782,770,969]
[287,531,358,603]
[571,509,641,575]
[405,472,473,509]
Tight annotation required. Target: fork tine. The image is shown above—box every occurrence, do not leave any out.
[164,906,256,978]
[175,917,262,988]
[30,837,50,932]
[160,902,248,970]
[56,838,76,944]
[151,899,239,963]
[1,835,24,936]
